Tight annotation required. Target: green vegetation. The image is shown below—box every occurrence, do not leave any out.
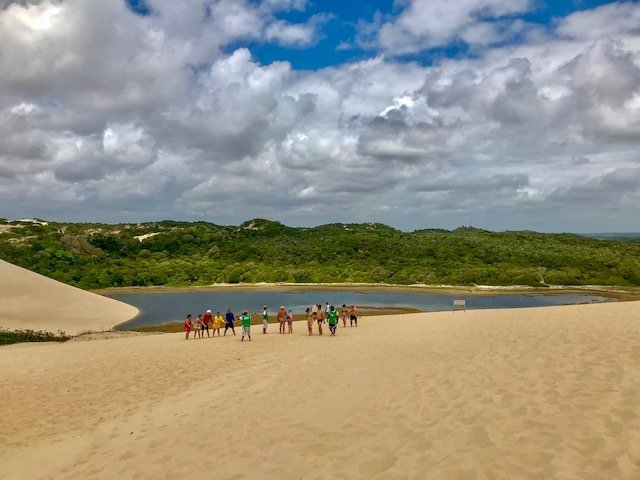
[1,218,639,289]
[131,322,185,333]
[0,328,70,345]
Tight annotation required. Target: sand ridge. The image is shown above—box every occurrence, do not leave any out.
[0,259,138,334]
[1,300,639,479]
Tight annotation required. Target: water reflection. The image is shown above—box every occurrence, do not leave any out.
[107,288,609,329]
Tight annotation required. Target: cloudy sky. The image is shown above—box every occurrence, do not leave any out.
[1,0,639,232]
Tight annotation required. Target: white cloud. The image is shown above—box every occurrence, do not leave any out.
[103,123,157,168]
[368,0,533,54]
[265,19,315,46]
[260,0,307,11]
[557,2,640,41]
[0,0,639,232]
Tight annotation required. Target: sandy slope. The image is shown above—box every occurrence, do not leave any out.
[1,300,639,479]
[0,259,138,334]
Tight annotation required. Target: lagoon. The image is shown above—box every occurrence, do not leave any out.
[108,288,610,329]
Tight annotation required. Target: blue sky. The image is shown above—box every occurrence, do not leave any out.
[1,0,639,232]
[248,0,398,68]
[127,0,622,69]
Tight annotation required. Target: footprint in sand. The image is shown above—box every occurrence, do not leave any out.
[405,434,432,453]
[85,466,105,476]
[302,442,334,456]
[358,452,398,476]
[199,460,215,472]
[118,449,136,460]
[468,425,493,446]
[512,450,556,470]
[627,448,640,468]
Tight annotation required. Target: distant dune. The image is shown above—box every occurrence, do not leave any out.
[0,259,138,335]
[580,232,640,241]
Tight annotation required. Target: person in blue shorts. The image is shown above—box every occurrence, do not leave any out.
[224,308,236,336]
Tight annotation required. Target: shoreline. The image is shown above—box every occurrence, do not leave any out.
[97,282,640,301]
[120,306,423,333]
[110,287,630,332]
[99,282,640,306]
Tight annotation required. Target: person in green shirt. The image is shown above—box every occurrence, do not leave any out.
[328,305,338,336]
[240,309,252,342]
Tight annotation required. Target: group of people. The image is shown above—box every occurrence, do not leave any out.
[184,303,359,341]
[271,305,295,334]
[305,303,358,336]
[184,308,250,340]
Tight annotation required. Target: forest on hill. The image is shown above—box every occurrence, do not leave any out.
[1,218,639,289]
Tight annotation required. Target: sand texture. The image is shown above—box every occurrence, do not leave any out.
[1,299,639,479]
[0,259,138,334]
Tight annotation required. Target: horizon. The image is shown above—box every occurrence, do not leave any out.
[3,215,640,237]
[1,1,639,232]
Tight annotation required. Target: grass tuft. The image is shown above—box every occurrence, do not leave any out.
[0,328,71,346]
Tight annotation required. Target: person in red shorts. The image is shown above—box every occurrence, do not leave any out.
[184,314,193,340]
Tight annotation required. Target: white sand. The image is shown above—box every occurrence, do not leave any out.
[1,297,639,479]
[0,259,138,334]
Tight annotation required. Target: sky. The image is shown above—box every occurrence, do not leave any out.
[1,0,639,232]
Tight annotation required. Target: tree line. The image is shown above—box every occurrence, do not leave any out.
[1,218,639,289]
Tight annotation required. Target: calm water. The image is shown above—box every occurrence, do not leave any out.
[108,289,610,329]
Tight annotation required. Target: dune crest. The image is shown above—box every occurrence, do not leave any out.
[0,259,138,335]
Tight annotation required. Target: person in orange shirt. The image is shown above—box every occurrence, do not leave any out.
[277,306,287,334]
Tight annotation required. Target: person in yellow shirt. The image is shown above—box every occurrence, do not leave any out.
[213,311,224,336]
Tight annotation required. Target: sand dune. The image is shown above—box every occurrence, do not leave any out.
[0,259,138,334]
[1,299,639,479]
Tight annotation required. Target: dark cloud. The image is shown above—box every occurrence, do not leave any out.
[570,155,590,166]
[548,167,640,204]
[413,173,529,193]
